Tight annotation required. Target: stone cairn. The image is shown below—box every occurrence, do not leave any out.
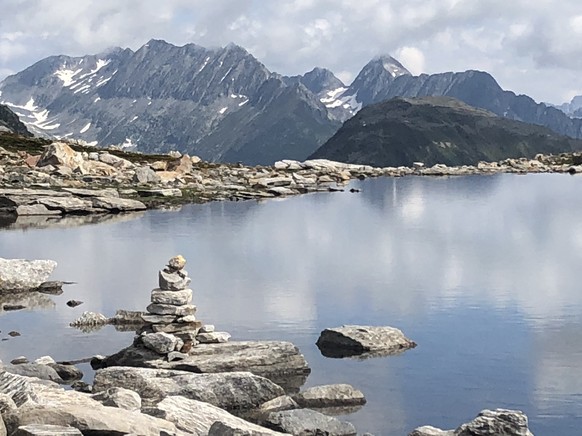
[137,255,231,359]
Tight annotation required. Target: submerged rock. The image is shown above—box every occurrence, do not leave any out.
[316,325,417,358]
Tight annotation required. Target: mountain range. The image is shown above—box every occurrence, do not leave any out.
[311,96,582,167]
[1,39,581,165]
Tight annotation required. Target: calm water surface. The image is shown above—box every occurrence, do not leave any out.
[1,173,582,435]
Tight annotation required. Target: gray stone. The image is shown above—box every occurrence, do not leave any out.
[0,258,57,293]
[196,331,231,344]
[0,393,18,415]
[167,352,188,362]
[61,188,119,198]
[36,197,94,213]
[9,357,28,365]
[142,332,179,355]
[209,421,289,436]
[34,356,57,366]
[92,387,141,412]
[177,315,197,323]
[141,314,177,324]
[151,322,202,334]
[158,269,191,291]
[316,325,417,358]
[14,424,82,435]
[147,303,196,316]
[149,396,287,436]
[15,205,61,216]
[69,311,108,327]
[46,364,83,383]
[151,288,192,306]
[91,197,146,212]
[263,409,357,436]
[93,367,285,410]
[199,324,215,333]
[455,409,534,436]
[259,396,299,413]
[294,384,366,408]
[2,365,63,384]
[409,409,534,436]
[133,166,161,184]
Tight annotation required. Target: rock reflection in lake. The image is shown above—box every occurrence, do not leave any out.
[0,211,145,231]
[0,291,55,313]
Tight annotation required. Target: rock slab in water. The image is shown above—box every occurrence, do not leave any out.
[101,340,311,391]
[0,259,57,293]
[409,409,534,436]
[14,424,82,435]
[93,367,285,410]
[293,384,366,408]
[316,325,417,357]
[148,395,287,435]
[263,409,357,436]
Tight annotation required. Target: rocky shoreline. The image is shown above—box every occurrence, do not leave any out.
[1,136,582,220]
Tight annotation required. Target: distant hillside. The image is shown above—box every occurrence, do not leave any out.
[310,97,582,167]
[0,104,32,137]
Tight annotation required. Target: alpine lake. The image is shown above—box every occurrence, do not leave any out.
[1,173,581,435]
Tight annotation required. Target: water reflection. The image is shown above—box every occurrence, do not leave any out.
[0,174,581,435]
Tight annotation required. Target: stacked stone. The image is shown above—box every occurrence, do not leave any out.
[138,255,231,358]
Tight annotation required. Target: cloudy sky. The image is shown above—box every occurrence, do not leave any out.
[1,0,581,104]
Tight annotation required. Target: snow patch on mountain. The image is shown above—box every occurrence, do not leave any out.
[80,122,91,133]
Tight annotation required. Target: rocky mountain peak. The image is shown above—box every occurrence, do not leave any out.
[370,54,411,78]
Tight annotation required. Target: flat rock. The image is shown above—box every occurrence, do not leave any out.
[147,303,196,316]
[0,258,57,293]
[259,396,299,414]
[36,197,94,214]
[151,321,201,334]
[93,367,284,410]
[196,331,231,344]
[151,288,192,306]
[141,314,177,324]
[102,340,311,391]
[293,384,366,408]
[61,188,119,198]
[91,196,146,212]
[109,309,147,325]
[14,424,82,435]
[148,395,287,435]
[316,325,417,358]
[263,409,357,436]
[2,365,63,384]
[409,427,454,436]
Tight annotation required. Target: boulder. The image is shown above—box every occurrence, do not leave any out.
[293,384,366,408]
[316,325,417,358]
[456,409,534,436]
[0,371,177,436]
[97,152,134,169]
[36,197,94,214]
[93,367,285,410]
[101,341,311,391]
[409,409,534,436]
[147,395,287,435]
[132,166,161,184]
[46,364,82,383]
[0,258,57,293]
[2,365,63,384]
[142,332,179,355]
[91,387,141,412]
[150,288,193,306]
[263,409,357,436]
[36,143,84,170]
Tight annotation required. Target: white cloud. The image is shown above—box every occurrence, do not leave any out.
[1,0,582,103]
[394,46,425,75]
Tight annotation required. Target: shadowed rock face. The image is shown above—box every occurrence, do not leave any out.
[316,325,417,358]
[311,97,582,168]
[0,105,31,137]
